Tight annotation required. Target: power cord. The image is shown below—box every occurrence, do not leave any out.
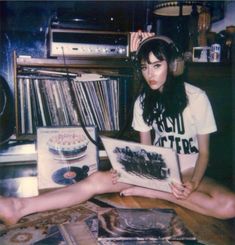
[61,48,142,147]
[61,47,101,147]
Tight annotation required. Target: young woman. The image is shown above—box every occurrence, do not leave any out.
[0,33,235,225]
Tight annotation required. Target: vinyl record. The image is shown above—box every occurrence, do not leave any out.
[52,166,89,185]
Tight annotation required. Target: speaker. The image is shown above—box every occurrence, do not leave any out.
[136,35,185,76]
[0,76,14,145]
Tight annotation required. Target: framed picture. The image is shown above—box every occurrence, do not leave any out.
[37,126,98,191]
[192,46,210,62]
[101,137,181,193]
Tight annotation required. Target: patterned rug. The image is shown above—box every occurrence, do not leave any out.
[0,201,102,245]
[0,198,201,245]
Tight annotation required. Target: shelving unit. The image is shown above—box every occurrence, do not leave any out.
[13,52,135,141]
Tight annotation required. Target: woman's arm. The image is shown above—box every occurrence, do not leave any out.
[190,134,210,189]
[171,134,210,199]
[140,131,152,145]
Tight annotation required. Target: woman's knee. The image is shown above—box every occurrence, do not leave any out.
[218,197,235,219]
[209,192,235,219]
[86,171,112,192]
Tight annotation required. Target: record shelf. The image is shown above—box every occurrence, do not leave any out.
[13,52,136,141]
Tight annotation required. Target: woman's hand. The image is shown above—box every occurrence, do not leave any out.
[170,180,198,200]
[130,30,155,52]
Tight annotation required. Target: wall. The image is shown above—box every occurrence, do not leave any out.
[0,1,56,90]
[211,1,235,32]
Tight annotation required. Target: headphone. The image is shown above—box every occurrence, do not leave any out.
[136,35,185,76]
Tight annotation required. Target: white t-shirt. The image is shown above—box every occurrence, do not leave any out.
[132,83,217,169]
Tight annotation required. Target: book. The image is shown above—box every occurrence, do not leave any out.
[97,208,196,242]
[34,78,47,126]
[25,78,33,134]
[37,126,98,191]
[101,136,182,193]
[18,77,25,134]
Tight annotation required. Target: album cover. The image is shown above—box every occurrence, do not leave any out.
[101,137,181,193]
[33,225,67,245]
[97,208,196,242]
[37,126,98,191]
[58,221,97,245]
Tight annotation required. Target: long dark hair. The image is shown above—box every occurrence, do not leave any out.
[136,38,188,126]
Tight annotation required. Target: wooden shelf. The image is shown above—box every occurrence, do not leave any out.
[17,56,132,69]
[13,53,135,141]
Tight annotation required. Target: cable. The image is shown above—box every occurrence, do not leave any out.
[61,47,100,147]
[113,54,143,139]
[60,48,142,146]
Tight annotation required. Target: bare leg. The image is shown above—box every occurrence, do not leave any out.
[121,171,235,219]
[1,170,235,225]
[0,171,131,225]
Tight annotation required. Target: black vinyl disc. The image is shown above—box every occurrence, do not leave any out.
[52,165,89,185]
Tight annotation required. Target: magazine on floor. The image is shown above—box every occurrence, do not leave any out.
[97,208,196,242]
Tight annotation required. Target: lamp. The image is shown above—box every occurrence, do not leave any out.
[153,1,203,53]
[153,1,211,52]
[153,1,202,17]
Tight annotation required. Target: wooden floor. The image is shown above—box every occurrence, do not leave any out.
[0,159,234,244]
[94,193,235,245]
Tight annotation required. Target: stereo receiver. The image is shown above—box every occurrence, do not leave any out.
[49,29,129,58]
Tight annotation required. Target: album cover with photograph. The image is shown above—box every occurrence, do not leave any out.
[59,221,97,245]
[33,225,67,245]
[37,126,98,191]
[97,208,196,242]
[101,137,181,193]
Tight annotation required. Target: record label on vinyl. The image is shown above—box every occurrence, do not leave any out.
[52,166,89,185]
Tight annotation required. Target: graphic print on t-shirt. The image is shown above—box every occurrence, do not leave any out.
[154,113,199,154]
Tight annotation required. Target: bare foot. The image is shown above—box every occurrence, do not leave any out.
[0,197,22,226]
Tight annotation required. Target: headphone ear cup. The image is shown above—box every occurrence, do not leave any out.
[170,58,185,76]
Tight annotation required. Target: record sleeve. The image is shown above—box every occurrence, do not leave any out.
[101,136,181,193]
[37,126,98,191]
[97,208,196,242]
